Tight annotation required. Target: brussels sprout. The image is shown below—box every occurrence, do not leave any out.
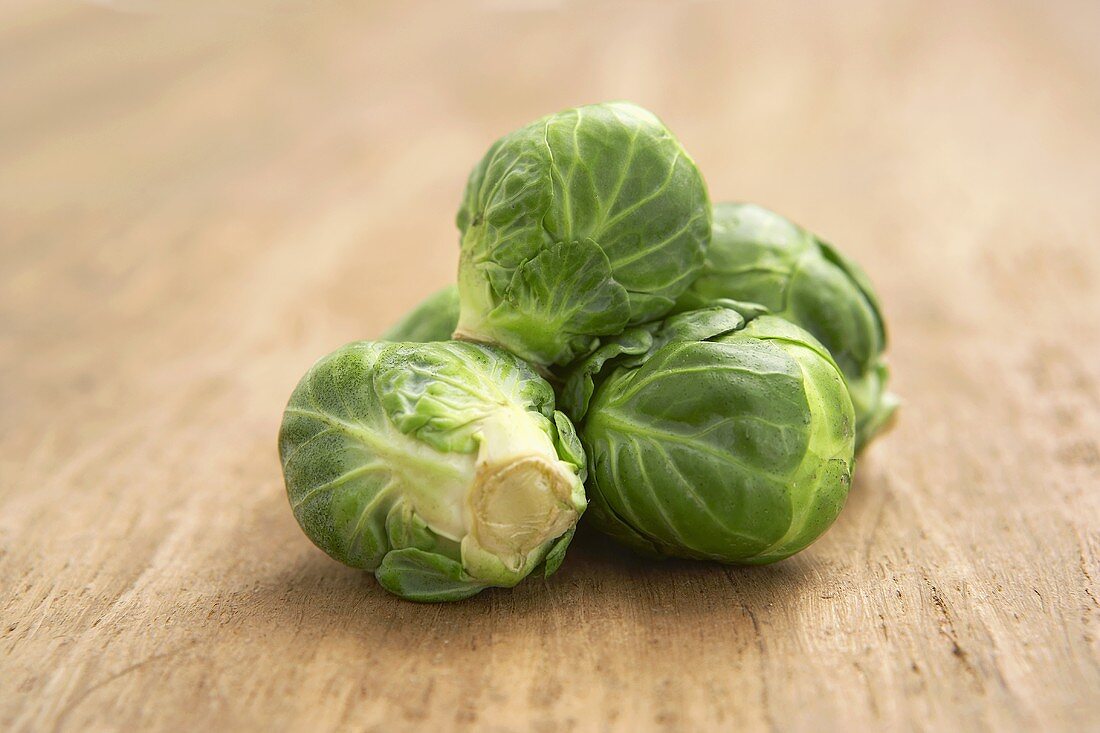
[676,203,896,451]
[279,340,587,601]
[561,305,854,564]
[382,286,459,343]
[454,101,711,366]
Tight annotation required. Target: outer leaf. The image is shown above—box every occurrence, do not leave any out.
[480,239,631,366]
[552,410,587,481]
[644,304,747,354]
[458,129,552,269]
[559,303,764,422]
[817,239,887,346]
[541,526,576,577]
[558,326,654,421]
[375,548,489,603]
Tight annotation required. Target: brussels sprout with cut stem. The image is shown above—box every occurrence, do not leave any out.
[562,304,854,564]
[279,340,587,601]
[382,285,459,343]
[455,101,711,366]
[676,202,896,452]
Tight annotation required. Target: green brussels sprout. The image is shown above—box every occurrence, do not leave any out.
[454,101,711,366]
[279,340,587,602]
[561,304,854,564]
[382,285,459,343]
[676,202,896,451]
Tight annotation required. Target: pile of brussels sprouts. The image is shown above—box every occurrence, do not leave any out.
[279,102,897,602]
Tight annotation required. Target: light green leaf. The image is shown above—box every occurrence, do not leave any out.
[541,526,576,577]
[374,341,553,454]
[477,239,631,365]
[375,548,489,603]
[558,326,654,421]
[552,410,587,480]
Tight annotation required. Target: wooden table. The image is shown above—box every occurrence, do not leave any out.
[3,1,1098,730]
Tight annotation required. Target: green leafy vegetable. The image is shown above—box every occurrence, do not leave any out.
[676,203,897,451]
[279,340,587,601]
[564,304,855,564]
[285,100,898,597]
[455,101,711,366]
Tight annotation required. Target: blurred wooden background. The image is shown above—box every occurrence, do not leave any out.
[2,1,1099,731]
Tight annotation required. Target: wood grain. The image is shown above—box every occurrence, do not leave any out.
[2,1,1099,731]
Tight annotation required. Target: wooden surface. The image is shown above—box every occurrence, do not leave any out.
[3,1,1100,731]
